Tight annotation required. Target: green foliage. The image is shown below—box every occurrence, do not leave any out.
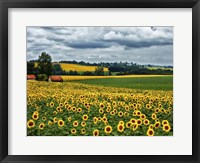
[37,74,48,81]
[38,52,53,77]
[27,60,37,74]
[94,66,104,76]
[52,63,66,75]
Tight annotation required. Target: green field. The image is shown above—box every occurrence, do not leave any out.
[72,76,173,91]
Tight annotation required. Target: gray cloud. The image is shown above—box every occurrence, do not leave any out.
[27,26,173,65]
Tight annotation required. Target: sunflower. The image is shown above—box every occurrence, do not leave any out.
[126,122,132,128]
[99,109,104,114]
[152,113,157,120]
[140,114,146,120]
[104,125,112,134]
[106,108,111,113]
[124,112,129,117]
[39,123,45,130]
[58,119,65,127]
[68,117,72,122]
[137,119,142,126]
[72,107,76,112]
[146,104,151,109]
[48,121,53,126]
[32,113,39,120]
[147,129,154,136]
[136,110,141,116]
[59,103,63,107]
[132,123,138,131]
[98,117,101,121]
[93,117,98,124]
[81,128,86,134]
[42,116,46,121]
[125,105,129,111]
[50,102,54,107]
[143,119,150,125]
[53,117,58,123]
[67,106,71,111]
[117,124,124,133]
[53,111,57,115]
[155,108,160,113]
[56,107,61,112]
[82,114,88,121]
[81,121,86,127]
[133,111,137,116]
[27,119,35,128]
[130,118,136,124]
[119,120,124,125]
[154,122,160,129]
[71,128,77,134]
[162,120,169,126]
[149,124,154,129]
[93,129,99,136]
[163,124,171,132]
[110,111,115,116]
[33,111,39,115]
[99,103,104,108]
[73,121,79,127]
[77,108,82,113]
[102,116,107,122]
[118,111,123,117]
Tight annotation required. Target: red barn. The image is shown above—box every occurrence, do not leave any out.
[27,74,36,80]
[49,76,63,82]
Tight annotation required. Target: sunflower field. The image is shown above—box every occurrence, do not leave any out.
[27,80,173,136]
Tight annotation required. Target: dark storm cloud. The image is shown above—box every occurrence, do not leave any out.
[101,39,172,48]
[66,41,112,49]
[27,26,173,65]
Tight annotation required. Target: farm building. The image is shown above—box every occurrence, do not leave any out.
[49,76,63,82]
[27,74,36,80]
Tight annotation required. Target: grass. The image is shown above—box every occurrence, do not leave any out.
[71,76,173,91]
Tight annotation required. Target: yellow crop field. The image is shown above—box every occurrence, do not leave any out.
[27,80,173,136]
[147,67,173,71]
[60,63,109,72]
[61,75,169,81]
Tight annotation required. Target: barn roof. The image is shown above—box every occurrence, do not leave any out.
[27,74,36,79]
[49,75,63,82]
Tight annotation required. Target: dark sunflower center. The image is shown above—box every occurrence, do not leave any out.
[119,125,123,130]
[29,122,33,126]
[165,126,169,130]
[149,130,153,135]
[34,115,37,118]
[106,127,111,132]
[59,121,63,125]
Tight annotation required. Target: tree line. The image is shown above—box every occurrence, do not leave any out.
[27,52,173,81]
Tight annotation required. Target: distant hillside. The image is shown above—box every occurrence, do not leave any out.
[59,63,109,72]
[34,62,108,73]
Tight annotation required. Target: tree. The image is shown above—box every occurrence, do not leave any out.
[94,66,104,76]
[37,52,53,77]
[52,63,66,75]
[27,60,36,74]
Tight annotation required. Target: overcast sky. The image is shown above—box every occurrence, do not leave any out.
[27,26,173,66]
